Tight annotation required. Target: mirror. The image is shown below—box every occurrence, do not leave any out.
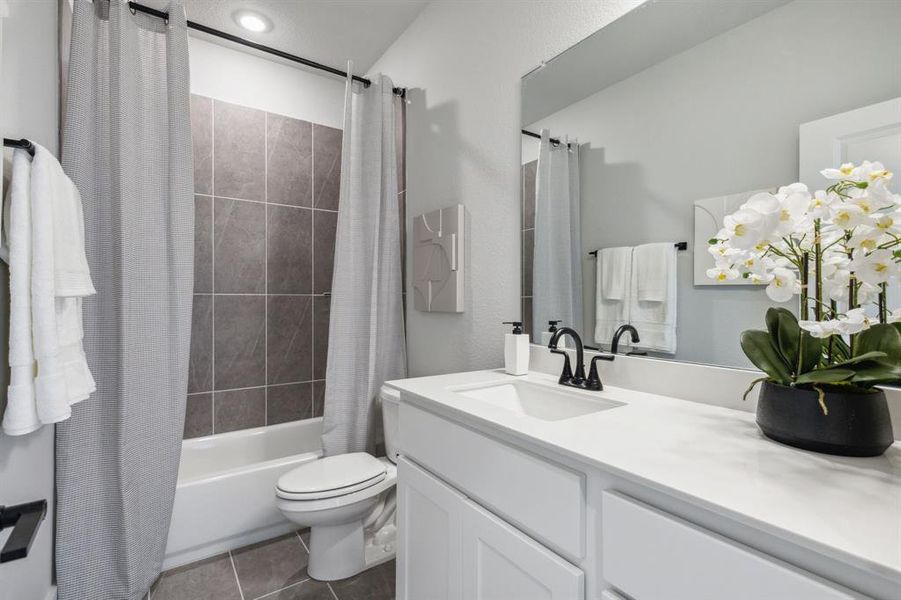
[520,0,901,377]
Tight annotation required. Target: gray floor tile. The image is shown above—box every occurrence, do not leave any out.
[232,533,310,600]
[329,560,396,600]
[262,579,334,600]
[151,553,242,600]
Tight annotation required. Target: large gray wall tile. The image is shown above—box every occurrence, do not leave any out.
[214,100,265,201]
[183,393,212,439]
[313,124,342,210]
[268,205,312,294]
[231,533,309,599]
[313,210,337,294]
[267,114,312,207]
[267,383,313,425]
[267,296,312,384]
[214,197,266,293]
[313,296,329,380]
[312,381,325,418]
[214,295,266,390]
[522,228,533,298]
[214,387,265,433]
[189,294,213,393]
[194,195,213,293]
[191,95,212,196]
[522,160,536,230]
[522,297,533,338]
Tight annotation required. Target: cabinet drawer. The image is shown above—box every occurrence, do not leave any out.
[400,403,585,559]
[601,492,864,600]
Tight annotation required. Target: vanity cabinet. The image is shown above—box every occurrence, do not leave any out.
[398,456,584,600]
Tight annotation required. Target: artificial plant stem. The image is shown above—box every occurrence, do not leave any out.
[814,220,823,321]
[800,252,810,321]
[878,283,888,323]
[827,300,838,365]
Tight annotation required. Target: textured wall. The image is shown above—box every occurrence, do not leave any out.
[370,0,644,376]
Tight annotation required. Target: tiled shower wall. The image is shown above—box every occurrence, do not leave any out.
[183,94,342,438]
[521,159,536,338]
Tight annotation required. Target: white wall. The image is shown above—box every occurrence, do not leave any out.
[525,0,901,368]
[189,35,345,127]
[0,1,59,599]
[370,0,644,376]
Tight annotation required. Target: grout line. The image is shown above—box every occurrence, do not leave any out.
[189,379,326,398]
[193,292,331,297]
[210,100,217,435]
[310,124,317,381]
[296,529,309,553]
[228,551,247,600]
[254,578,313,600]
[327,582,340,600]
[194,192,333,212]
[264,111,269,427]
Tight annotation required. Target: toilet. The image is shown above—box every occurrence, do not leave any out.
[276,385,400,581]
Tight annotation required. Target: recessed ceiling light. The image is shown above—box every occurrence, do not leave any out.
[233,10,272,33]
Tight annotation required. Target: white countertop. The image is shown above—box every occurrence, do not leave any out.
[388,369,901,583]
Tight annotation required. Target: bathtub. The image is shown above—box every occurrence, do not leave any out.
[163,418,323,570]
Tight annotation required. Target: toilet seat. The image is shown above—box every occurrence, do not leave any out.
[277,452,387,501]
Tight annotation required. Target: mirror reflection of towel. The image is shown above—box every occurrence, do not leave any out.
[631,243,677,354]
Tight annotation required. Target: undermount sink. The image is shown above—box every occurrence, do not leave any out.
[453,380,623,422]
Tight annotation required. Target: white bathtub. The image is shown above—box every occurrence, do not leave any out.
[163,418,323,569]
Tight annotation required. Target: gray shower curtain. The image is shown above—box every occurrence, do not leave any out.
[55,2,193,599]
[321,71,407,456]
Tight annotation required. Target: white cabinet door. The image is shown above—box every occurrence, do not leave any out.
[397,456,464,600]
[462,497,584,600]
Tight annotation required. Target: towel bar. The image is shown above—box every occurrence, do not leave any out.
[589,241,687,256]
[0,499,47,563]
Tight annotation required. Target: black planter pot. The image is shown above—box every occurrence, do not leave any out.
[756,381,894,457]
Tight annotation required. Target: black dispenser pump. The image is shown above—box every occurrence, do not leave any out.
[547,320,562,333]
[503,321,524,334]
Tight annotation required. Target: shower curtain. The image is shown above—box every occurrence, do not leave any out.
[321,70,407,456]
[533,130,583,339]
[55,2,193,599]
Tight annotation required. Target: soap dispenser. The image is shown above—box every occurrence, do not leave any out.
[540,320,563,346]
[503,321,530,376]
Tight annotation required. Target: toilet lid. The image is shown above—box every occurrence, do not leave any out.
[276,453,387,500]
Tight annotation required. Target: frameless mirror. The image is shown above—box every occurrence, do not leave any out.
[520,0,901,382]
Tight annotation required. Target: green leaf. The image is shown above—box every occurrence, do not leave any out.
[831,351,889,368]
[765,307,802,373]
[795,368,855,385]
[740,330,792,385]
[855,324,901,364]
[848,360,901,385]
[798,331,821,374]
[831,336,851,362]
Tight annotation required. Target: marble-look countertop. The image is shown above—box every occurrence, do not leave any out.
[388,369,901,583]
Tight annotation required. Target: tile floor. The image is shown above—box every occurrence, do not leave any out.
[150,530,395,600]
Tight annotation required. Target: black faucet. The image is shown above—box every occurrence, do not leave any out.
[548,327,602,391]
[610,324,640,355]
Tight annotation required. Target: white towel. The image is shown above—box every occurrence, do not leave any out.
[594,247,632,345]
[1,149,40,436]
[599,246,630,300]
[30,143,95,425]
[630,242,677,354]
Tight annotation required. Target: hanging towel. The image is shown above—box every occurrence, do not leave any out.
[1,149,40,436]
[594,247,632,346]
[630,242,677,354]
[30,143,95,425]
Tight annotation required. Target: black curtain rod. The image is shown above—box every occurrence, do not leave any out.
[3,138,35,157]
[521,129,567,147]
[589,242,688,256]
[127,2,406,98]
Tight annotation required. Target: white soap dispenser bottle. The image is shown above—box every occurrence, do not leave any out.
[503,321,530,376]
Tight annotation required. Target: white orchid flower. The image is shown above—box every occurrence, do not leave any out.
[873,210,901,236]
[723,208,767,249]
[809,190,838,220]
[832,203,871,230]
[847,227,885,251]
[850,249,899,286]
[836,308,873,335]
[821,162,858,180]
[770,191,811,237]
[748,271,774,285]
[857,282,882,305]
[707,265,740,282]
[847,191,894,215]
[765,267,798,302]
[860,161,893,185]
[798,319,841,339]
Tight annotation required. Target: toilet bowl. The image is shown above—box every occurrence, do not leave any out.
[276,385,400,581]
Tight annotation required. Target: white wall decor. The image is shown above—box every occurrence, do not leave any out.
[413,204,465,313]
[692,190,770,286]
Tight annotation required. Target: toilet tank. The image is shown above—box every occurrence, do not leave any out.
[379,385,401,464]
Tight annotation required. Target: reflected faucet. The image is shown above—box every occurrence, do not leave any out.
[610,325,640,355]
[548,327,603,391]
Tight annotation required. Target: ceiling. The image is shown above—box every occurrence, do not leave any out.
[141,0,429,74]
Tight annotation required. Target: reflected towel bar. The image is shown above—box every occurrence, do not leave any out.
[589,242,687,256]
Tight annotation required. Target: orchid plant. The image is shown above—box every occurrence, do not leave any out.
[708,161,901,411]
